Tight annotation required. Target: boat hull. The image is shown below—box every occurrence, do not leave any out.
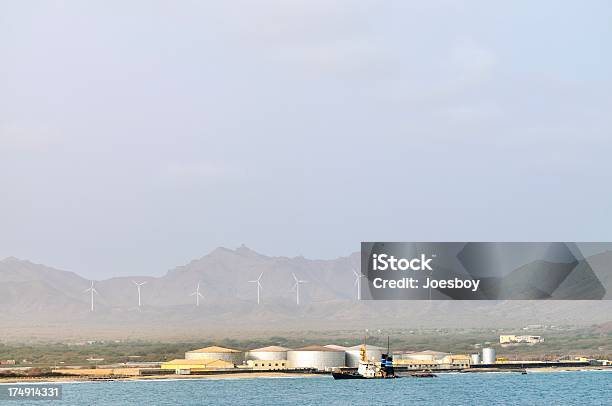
[332,372,368,380]
[332,372,399,380]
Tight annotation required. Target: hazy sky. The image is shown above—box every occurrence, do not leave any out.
[1,1,611,278]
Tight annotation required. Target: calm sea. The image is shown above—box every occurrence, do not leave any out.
[3,370,611,405]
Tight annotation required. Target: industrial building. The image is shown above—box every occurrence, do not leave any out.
[442,354,471,369]
[246,360,288,370]
[393,360,439,370]
[345,345,384,367]
[184,346,245,365]
[246,346,290,361]
[287,345,345,370]
[161,358,235,373]
[500,335,544,345]
[393,354,471,370]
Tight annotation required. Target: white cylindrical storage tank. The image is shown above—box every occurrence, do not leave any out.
[247,346,289,361]
[470,354,481,365]
[403,351,448,361]
[185,346,245,364]
[287,346,345,370]
[345,345,384,368]
[393,352,415,361]
[482,348,496,364]
[324,345,347,365]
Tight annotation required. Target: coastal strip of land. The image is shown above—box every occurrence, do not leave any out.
[1,367,611,384]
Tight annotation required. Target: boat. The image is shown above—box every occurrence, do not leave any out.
[332,336,398,380]
[331,371,371,380]
[411,372,437,378]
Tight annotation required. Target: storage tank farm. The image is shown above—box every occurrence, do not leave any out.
[184,346,245,365]
[470,353,481,365]
[287,345,346,370]
[482,347,496,364]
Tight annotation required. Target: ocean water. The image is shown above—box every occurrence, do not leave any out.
[3,370,611,406]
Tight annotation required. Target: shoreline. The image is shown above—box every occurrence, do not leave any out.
[0,372,322,384]
[1,367,610,384]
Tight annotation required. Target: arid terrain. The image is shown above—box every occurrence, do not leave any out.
[1,246,612,340]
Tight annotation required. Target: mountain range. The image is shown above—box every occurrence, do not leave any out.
[1,245,611,340]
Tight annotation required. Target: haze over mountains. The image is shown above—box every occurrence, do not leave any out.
[1,246,611,340]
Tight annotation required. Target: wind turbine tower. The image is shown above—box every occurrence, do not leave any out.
[291,273,307,305]
[190,281,204,307]
[248,272,263,305]
[132,281,147,307]
[84,281,98,312]
[353,268,363,300]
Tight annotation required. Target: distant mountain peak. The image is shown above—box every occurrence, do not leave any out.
[235,244,264,257]
[209,246,235,255]
[207,245,265,258]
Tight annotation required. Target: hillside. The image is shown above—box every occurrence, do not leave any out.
[1,246,611,340]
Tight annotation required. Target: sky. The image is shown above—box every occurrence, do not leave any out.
[1,1,611,278]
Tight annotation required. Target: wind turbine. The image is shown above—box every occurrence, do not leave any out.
[190,281,204,307]
[248,272,263,305]
[291,273,307,305]
[425,267,435,300]
[352,268,363,300]
[132,281,147,307]
[84,281,98,312]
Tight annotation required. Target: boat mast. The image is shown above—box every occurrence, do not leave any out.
[361,330,368,363]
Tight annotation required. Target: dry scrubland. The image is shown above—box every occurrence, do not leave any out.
[0,326,610,368]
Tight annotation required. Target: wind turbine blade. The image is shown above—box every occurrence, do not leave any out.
[257,272,263,281]
[248,280,257,283]
[292,273,298,282]
[352,269,359,277]
[189,292,196,296]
